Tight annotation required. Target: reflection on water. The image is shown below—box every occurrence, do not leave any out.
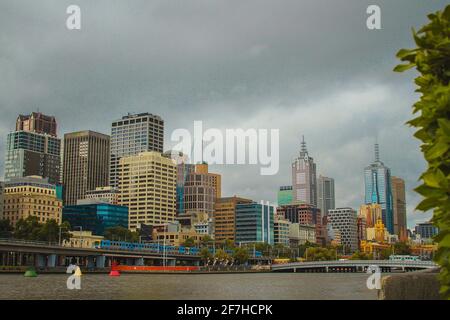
[0,273,377,300]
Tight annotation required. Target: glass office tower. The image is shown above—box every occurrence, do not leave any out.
[364,143,394,234]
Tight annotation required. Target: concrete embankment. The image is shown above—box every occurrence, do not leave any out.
[379,268,442,300]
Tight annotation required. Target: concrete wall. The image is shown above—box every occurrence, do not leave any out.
[379,268,442,300]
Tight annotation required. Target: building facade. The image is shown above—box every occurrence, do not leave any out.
[359,203,382,228]
[62,202,128,236]
[415,222,438,240]
[214,196,253,242]
[364,143,394,234]
[289,223,316,246]
[163,151,196,215]
[391,176,407,240]
[327,208,358,253]
[291,136,317,206]
[317,175,335,216]
[16,112,57,137]
[110,113,164,189]
[277,186,293,206]
[277,203,323,244]
[235,201,274,245]
[5,130,61,185]
[183,163,221,233]
[63,131,110,205]
[85,186,119,205]
[274,214,291,246]
[1,176,62,226]
[118,151,177,231]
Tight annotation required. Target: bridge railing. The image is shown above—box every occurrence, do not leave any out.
[0,238,61,247]
[271,259,438,268]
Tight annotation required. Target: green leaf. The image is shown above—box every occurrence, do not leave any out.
[422,170,446,188]
[393,63,415,72]
[426,142,449,160]
[416,197,439,211]
[438,118,450,137]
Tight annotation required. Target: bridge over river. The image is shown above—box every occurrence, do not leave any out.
[271,260,438,273]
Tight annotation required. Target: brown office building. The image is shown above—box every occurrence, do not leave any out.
[16,112,57,137]
[63,131,110,205]
[391,176,407,241]
[214,196,252,242]
[184,163,221,216]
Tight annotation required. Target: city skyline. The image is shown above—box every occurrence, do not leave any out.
[0,0,445,228]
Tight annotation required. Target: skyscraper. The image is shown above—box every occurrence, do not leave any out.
[364,143,394,234]
[292,136,317,206]
[118,151,176,231]
[110,113,164,189]
[4,113,61,185]
[391,176,407,240]
[317,175,335,216]
[63,131,110,205]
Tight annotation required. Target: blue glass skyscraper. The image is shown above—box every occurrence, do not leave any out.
[364,144,394,234]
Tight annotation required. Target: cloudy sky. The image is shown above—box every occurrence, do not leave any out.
[1,0,447,228]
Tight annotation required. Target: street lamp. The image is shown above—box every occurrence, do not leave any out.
[74,226,83,248]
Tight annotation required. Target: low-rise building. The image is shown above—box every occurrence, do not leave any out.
[1,176,62,226]
[85,186,119,205]
[62,201,128,236]
[415,222,438,240]
[151,221,205,246]
[63,231,104,248]
[274,214,291,246]
[289,223,316,246]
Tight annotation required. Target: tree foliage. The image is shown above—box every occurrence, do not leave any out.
[0,219,13,238]
[104,226,139,242]
[394,4,450,298]
[233,247,250,264]
[305,247,337,261]
[183,237,196,247]
[12,216,71,243]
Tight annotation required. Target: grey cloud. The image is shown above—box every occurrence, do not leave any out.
[1,0,445,228]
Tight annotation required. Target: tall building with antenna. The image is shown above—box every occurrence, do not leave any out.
[291,136,317,207]
[364,143,394,234]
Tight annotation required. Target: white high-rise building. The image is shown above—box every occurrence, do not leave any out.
[110,113,164,189]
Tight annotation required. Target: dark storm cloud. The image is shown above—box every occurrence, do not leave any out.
[1,0,447,228]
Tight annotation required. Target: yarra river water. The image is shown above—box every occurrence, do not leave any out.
[0,273,378,299]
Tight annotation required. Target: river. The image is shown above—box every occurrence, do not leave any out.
[0,273,378,300]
